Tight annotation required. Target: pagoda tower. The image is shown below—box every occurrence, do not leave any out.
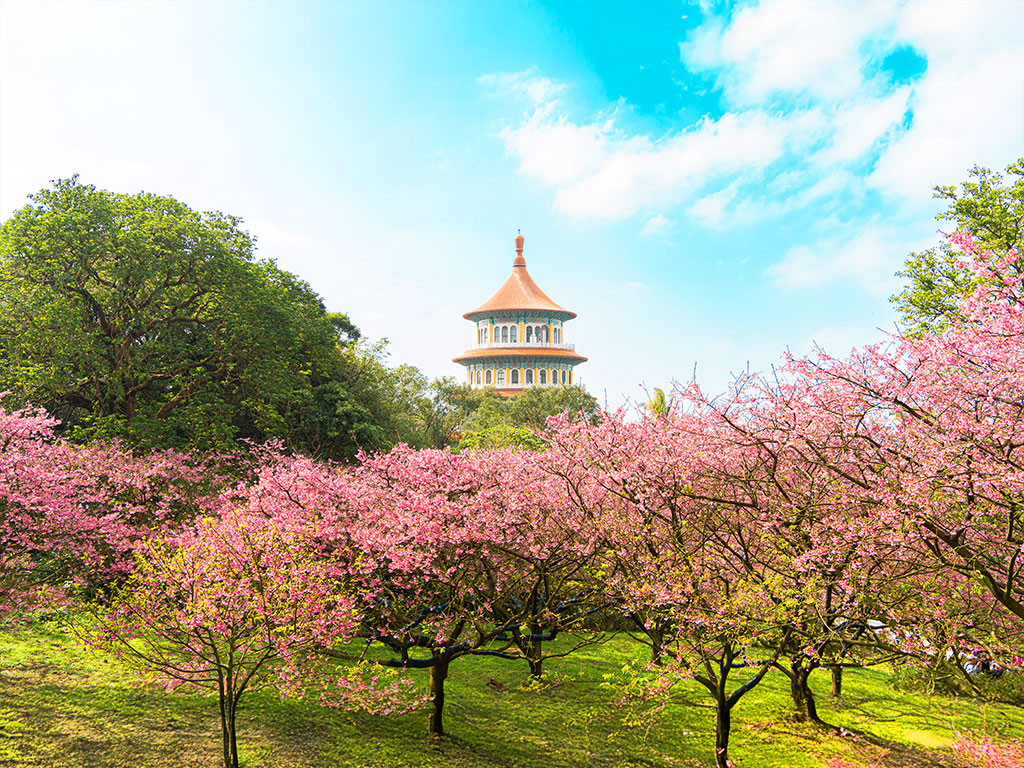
[453,233,587,395]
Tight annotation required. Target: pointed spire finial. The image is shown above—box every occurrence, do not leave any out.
[514,230,525,266]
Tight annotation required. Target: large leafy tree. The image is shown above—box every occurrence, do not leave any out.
[0,178,346,451]
[893,158,1024,334]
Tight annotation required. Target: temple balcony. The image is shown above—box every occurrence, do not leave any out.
[463,341,576,352]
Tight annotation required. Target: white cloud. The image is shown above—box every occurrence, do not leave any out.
[867,0,1024,203]
[818,87,911,165]
[640,214,673,236]
[689,182,738,227]
[690,169,853,229]
[501,105,825,222]
[477,69,567,105]
[491,0,1023,244]
[682,0,895,105]
[499,103,619,188]
[766,224,931,294]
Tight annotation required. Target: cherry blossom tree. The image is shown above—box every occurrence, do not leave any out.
[243,444,607,737]
[0,400,215,618]
[789,235,1024,649]
[545,411,796,768]
[83,508,363,768]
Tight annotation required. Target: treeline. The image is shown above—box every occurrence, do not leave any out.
[0,177,598,458]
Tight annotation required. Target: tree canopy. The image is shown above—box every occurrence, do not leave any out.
[0,178,356,451]
[893,158,1024,334]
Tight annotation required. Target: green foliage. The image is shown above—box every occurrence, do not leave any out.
[893,159,1024,334]
[888,659,970,698]
[0,178,343,452]
[456,385,600,451]
[645,387,674,418]
[889,661,1024,706]
[505,384,600,429]
[454,424,549,452]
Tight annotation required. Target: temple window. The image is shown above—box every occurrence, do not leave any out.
[526,326,533,343]
[510,325,517,342]
[485,370,492,385]
[497,369,505,384]
[511,369,519,384]
[501,326,509,343]
[526,369,534,384]
[540,370,547,385]
[543,326,549,342]
[561,370,567,384]
[475,370,481,385]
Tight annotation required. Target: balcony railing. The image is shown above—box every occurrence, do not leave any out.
[464,342,576,352]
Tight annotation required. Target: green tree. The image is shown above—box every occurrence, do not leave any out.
[504,384,600,429]
[456,384,600,450]
[646,387,671,417]
[0,178,351,452]
[383,372,489,449]
[893,159,1024,334]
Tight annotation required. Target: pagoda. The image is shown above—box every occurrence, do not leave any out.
[453,233,587,395]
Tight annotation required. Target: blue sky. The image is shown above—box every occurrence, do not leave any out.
[2,0,1023,406]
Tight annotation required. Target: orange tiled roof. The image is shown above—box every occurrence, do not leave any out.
[464,235,577,320]
[452,347,588,365]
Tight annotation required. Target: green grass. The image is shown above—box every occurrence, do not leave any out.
[0,624,1021,768]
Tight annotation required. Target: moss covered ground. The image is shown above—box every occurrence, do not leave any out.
[0,624,1021,768]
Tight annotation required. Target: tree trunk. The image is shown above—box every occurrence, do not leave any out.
[715,699,731,768]
[219,693,231,768]
[649,627,665,666]
[526,640,544,679]
[218,686,240,768]
[830,666,843,698]
[227,701,239,768]
[789,667,811,721]
[788,664,826,725]
[429,656,450,737]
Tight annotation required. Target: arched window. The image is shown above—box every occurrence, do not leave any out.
[510,325,517,342]
[485,370,492,385]
[511,369,519,384]
[554,327,560,343]
[561,369,567,384]
[475,370,481,385]
[497,369,505,384]
[526,369,534,384]
[501,326,508,343]
[526,326,533,343]
[539,370,547,384]
[543,326,549,342]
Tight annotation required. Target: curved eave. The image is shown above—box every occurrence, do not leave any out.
[463,308,577,322]
[462,262,577,321]
[453,347,588,366]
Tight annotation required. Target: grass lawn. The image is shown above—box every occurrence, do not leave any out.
[0,623,1021,768]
